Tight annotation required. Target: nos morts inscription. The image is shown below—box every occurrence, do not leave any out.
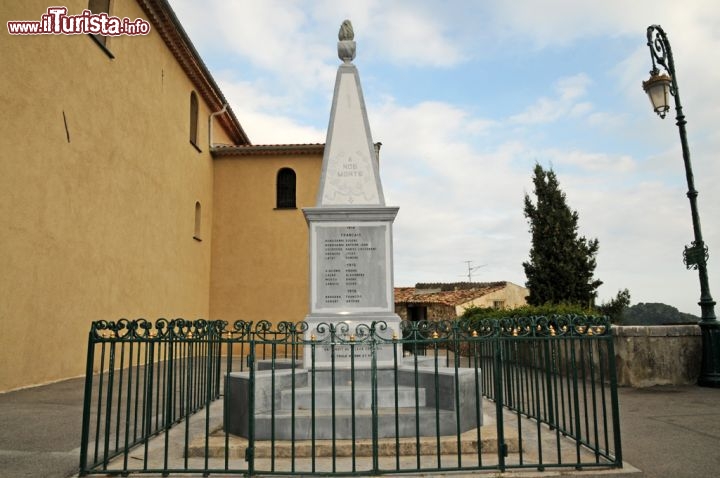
[314,224,388,311]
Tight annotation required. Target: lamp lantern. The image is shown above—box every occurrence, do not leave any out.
[642,71,672,118]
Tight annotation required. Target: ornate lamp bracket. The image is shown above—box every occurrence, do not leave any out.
[683,241,709,270]
[646,25,677,97]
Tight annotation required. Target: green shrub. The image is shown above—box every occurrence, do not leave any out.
[460,302,597,322]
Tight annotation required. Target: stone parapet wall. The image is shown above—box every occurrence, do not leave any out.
[613,325,701,387]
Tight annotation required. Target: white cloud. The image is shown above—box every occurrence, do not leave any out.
[544,149,637,174]
[367,7,465,67]
[586,111,624,128]
[510,73,593,124]
[485,0,720,48]
[510,97,565,125]
[233,110,325,145]
[170,0,336,93]
[216,76,325,144]
[557,74,591,101]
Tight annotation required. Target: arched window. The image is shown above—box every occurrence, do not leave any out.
[276,168,296,209]
[189,92,199,148]
[193,201,202,241]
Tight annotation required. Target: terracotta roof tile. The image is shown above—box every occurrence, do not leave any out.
[394,282,508,306]
[211,143,325,157]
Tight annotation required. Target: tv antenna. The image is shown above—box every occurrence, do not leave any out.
[464,261,486,282]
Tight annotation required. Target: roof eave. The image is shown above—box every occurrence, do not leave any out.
[211,143,325,158]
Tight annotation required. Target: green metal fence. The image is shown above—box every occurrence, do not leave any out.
[79,316,622,476]
[79,319,223,475]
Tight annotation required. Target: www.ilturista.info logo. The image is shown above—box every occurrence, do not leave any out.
[7,7,151,36]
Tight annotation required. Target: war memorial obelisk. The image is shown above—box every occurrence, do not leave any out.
[303,20,401,367]
[226,22,480,441]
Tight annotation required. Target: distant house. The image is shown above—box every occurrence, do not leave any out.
[394,282,529,321]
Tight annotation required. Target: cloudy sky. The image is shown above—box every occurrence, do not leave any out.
[170,0,719,315]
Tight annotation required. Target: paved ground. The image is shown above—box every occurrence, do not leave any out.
[0,378,85,478]
[1,378,719,477]
[607,385,720,478]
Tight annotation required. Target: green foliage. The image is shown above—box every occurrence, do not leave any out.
[598,289,631,322]
[460,302,597,322]
[523,164,602,306]
[619,302,699,325]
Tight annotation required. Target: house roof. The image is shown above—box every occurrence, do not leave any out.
[137,0,250,145]
[394,282,509,306]
[211,143,325,157]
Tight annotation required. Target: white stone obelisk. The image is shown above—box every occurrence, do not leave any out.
[303,20,401,368]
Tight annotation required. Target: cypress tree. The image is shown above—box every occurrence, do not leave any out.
[522,164,602,306]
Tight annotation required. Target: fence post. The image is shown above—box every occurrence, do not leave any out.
[79,330,96,476]
[214,330,222,399]
[543,338,556,427]
[246,339,256,476]
[371,328,380,474]
[204,329,214,473]
[570,333,583,468]
[606,331,623,466]
[102,340,116,470]
[494,327,507,471]
[162,332,175,472]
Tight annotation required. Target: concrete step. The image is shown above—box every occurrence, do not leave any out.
[251,407,474,440]
[279,384,426,410]
[190,420,518,458]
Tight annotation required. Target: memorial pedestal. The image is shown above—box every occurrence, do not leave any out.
[303,207,401,369]
[225,361,482,440]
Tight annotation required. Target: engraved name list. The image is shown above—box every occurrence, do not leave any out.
[314,224,388,310]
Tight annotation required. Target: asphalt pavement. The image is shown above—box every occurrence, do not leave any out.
[1,377,719,478]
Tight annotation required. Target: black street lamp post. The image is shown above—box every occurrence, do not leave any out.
[642,25,720,387]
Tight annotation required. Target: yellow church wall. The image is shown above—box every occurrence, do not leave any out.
[0,1,234,391]
[210,154,322,325]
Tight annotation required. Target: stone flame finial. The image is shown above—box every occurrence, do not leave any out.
[339,20,354,41]
[337,20,356,63]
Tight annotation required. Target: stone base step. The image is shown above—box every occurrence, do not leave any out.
[188,423,519,458]
[251,407,474,440]
[225,366,482,440]
[279,385,426,410]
